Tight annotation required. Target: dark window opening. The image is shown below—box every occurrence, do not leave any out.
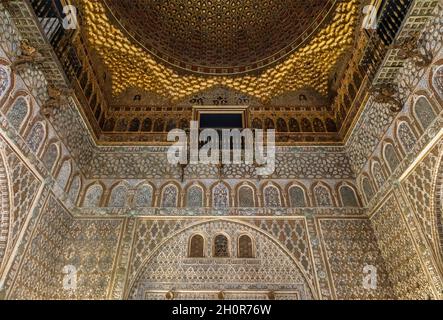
[200,113,243,129]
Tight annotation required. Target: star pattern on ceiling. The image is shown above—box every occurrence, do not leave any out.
[103,0,335,74]
[82,0,359,103]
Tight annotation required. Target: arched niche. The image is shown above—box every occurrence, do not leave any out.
[127,220,315,300]
[134,183,154,208]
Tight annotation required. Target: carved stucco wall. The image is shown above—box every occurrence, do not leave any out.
[317,218,394,299]
[366,140,443,299]
[0,1,442,300]
[401,141,443,271]
[7,196,72,299]
[127,220,316,300]
[350,6,443,299]
[61,217,123,300]
[370,194,436,299]
[6,194,123,300]
[120,217,394,300]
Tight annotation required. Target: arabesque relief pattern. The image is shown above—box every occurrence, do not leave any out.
[0,1,442,300]
[370,195,436,299]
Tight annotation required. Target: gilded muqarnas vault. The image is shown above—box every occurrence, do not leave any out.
[0,0,442,300]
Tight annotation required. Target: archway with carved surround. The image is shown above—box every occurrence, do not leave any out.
[126,219,317,300]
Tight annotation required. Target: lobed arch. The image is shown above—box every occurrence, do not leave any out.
[251,118,263,129]
[107,181,130,208]
[166,119,177,131]
[289,118,300,132]
[212,232,231,258]
[103,118,115,132]
[159,181,181,208]
[129,118,141,132]
[335,182,361,208]
[187,232,208,258]
[237,233,255,258]
[115,118,128,132]
[394,117,420,156]
[141,118,153,132]
[178,118,189,130]
[0,60,14,106]
[24,118,47,156]
[235,182,258,207]
[210,181,232,208]
[276,118,288,132]
[325,118,337,132]
[188,233,207,258]
[67,174,82,206]
[359,174,376,206]
[54,158,72,192]
[261,181,284,208]
[133,181,156,208]
[312,118,325,132]
[153,118,165,132]
[81,181,105,208]
[183,182,206,208]
[285,182,310,207]
[382,140,402,174]
[370,158,387,190]
[40,140,61,174]
[411,92,439,133]
[4,92,32,135]
[311,182,336,207]
[301,118,313,132]
[264,118,275,130]
[125,219,317,300]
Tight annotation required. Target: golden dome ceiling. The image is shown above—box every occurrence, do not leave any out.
[103,0,335,75]
[81,0,359,102]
